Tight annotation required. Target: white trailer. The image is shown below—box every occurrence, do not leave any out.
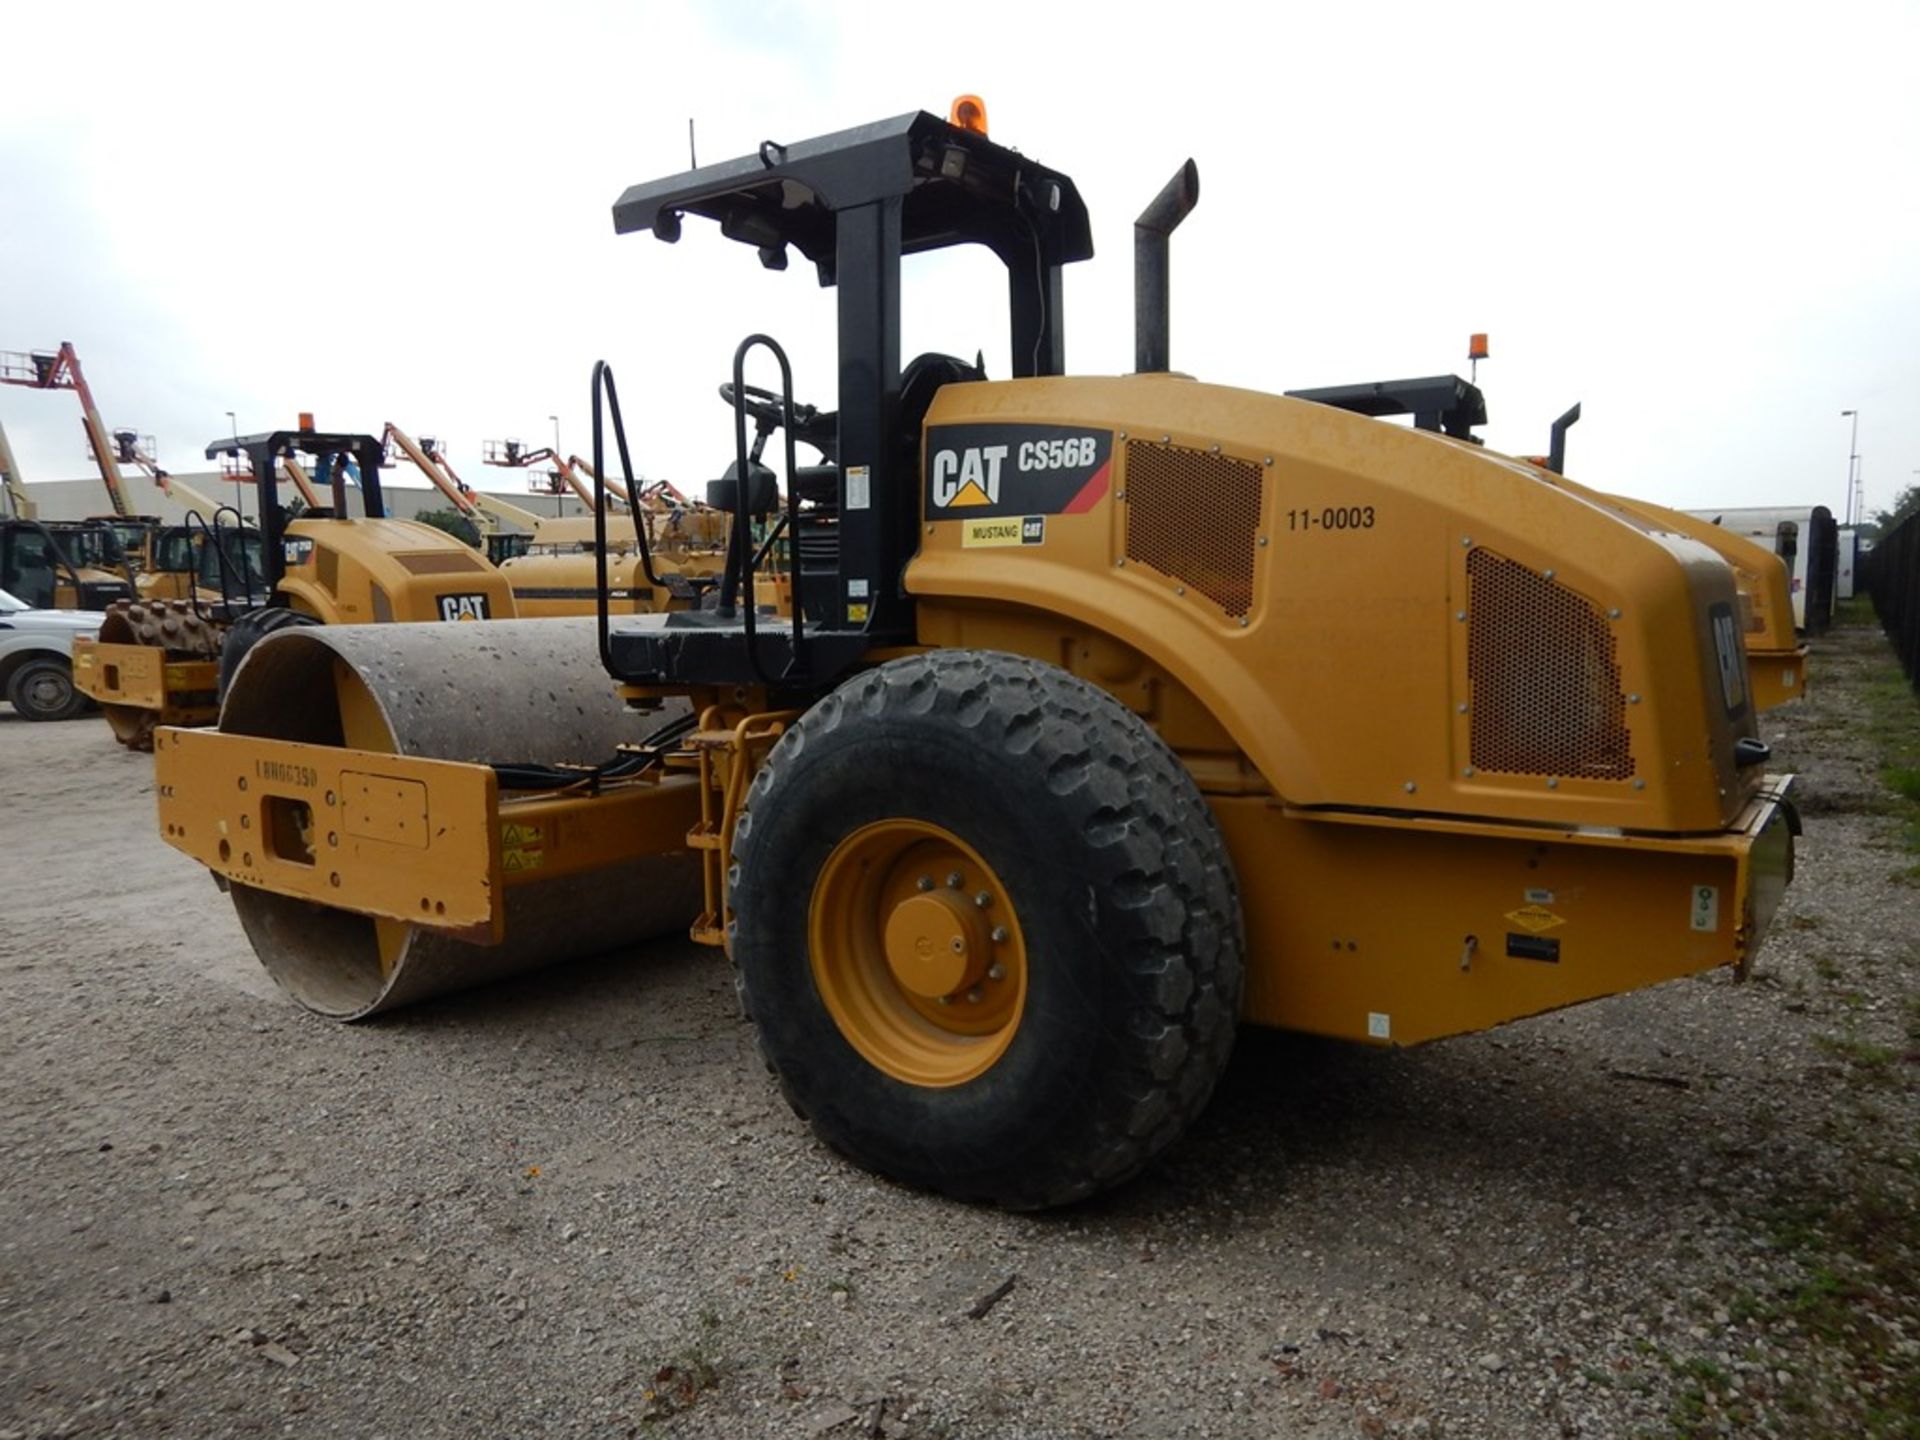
[1683,504,1838,631]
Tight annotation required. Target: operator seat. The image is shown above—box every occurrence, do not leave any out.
[899,351,985,466]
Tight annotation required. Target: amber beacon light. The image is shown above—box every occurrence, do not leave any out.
[949,94,989,136]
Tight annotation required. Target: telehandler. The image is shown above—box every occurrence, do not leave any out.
[155,103,1796,1208]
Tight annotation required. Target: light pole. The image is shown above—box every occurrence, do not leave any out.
[226,410,241,519]
[1841,409,1860,525]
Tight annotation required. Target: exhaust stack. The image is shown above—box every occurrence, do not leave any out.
[1134,160,1200,374]
[1548,402,1582,475]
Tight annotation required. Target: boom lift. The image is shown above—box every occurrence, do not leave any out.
[155,104,1798,1209]
[0,343,137,518]
[382,424,541,565]
[572,454,637,507]
[0,347,180,569]
[480,439,734,615]
[0,400,141,610]
[1,416,34,519]
[484,439,628,511]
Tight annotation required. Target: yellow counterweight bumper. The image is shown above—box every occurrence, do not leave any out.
[72,638,219,725]
[1748,646,1809,712]
[154,726,701,944]
[1215,776,1796,1046]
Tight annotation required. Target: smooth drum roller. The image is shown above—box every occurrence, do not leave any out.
[216,618,702,1019]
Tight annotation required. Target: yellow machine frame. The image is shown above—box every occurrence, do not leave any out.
[154,374,1797,1049]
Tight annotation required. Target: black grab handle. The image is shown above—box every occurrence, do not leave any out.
[727,333,808,686]
[589,360,670,677]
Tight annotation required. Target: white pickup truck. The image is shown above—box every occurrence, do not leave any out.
[0,587,100,721]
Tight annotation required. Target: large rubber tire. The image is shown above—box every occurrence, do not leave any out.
[217,606,321,701]
[7,656,89,721]
[730,649,1244,1209]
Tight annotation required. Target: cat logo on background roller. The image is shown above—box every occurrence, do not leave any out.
[925,423,1114,520]
[437,593,492,622]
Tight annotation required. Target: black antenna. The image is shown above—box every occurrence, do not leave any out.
[688,118,697,168]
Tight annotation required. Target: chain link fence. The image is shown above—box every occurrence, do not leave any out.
[1868,510,1920,692]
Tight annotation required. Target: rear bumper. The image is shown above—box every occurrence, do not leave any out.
[1748,646,1809,712]
[1218,774,1798,1044]
[1739,774,1796,971]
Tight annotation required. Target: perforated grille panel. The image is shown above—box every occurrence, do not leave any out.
[1466,549,1633,780]
[395,550,487,576]
[1123,440,1265,618]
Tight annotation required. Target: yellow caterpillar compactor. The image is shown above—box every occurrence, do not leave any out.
[1511,403,1807,711]
[76,428,515,749]
[155,104,1798,1208]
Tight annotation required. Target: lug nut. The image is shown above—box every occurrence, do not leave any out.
[973,891,991,908]
[966,987,984,1004]
[946,872,963,889]
[990,925,1009,944]
[916,875,934,891]
[988,963,1006,981]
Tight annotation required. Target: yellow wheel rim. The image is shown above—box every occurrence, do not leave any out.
[808,819,1028,1088]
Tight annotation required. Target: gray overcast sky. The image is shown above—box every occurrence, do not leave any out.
[3,1,1915,517]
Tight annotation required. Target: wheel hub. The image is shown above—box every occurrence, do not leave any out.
[809,819,1028,1087]
[882,890,989,998]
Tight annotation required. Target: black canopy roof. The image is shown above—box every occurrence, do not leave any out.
[611,110,1093,282]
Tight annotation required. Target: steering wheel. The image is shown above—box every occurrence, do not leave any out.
[718,382,817,430]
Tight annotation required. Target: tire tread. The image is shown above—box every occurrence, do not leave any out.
[732,649,1244,1209]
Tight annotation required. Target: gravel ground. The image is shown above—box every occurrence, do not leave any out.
[2,615,1915,1440]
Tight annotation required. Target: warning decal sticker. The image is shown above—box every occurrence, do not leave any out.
[502,821,545,874]
[1503,904,1566,934]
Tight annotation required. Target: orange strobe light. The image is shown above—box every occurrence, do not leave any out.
[950,95,989,136]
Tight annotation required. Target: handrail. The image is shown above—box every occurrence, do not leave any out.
[727,333,806,684]
[589,361,668,677]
